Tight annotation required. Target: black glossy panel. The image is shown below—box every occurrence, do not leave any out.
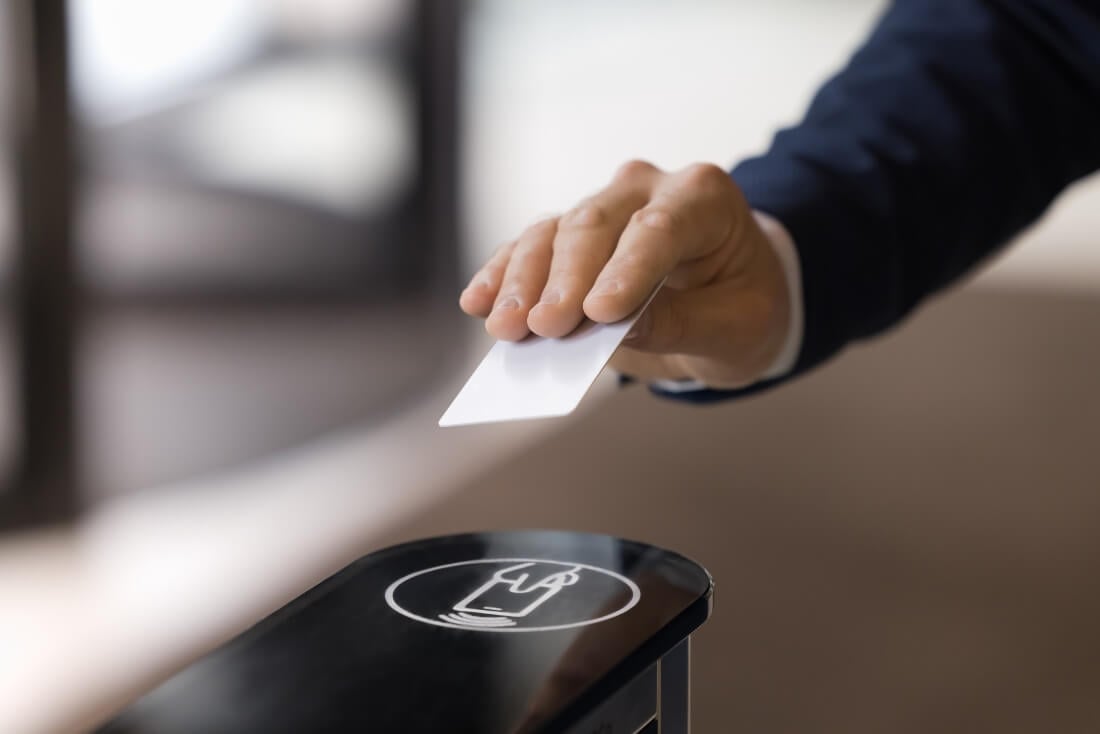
[102,530,711,734]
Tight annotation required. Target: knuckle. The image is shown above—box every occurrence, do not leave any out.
[510,241,543,268]
[471,266,495,287]
[680,162,731,193]
[544,272,580,296]
[560,201,607,230]
[613,159,657,183]
[518,218,556,244]
[632,206,680,233]
[613,249,653,275]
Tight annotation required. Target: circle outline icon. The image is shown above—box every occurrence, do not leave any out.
[384,557,642,633]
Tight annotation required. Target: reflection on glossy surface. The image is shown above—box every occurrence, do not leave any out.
[101,531,711,734]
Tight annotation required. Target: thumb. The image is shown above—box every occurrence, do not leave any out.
[622,288,692,353]
[622,282,775,361]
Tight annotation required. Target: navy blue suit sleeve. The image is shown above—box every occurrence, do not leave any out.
[659,0,1100,404]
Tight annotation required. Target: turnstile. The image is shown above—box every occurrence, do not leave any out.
[101,530,713,733]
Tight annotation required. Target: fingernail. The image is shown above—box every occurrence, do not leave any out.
[539,288,562,305]
[495,295,520,311]
[590,279,622,297]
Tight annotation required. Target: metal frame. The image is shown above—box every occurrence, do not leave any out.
[1,0,78,530]
[562,635,693,734]
[658,637,691,734]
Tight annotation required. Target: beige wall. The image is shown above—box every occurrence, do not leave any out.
[379,286,1100,732]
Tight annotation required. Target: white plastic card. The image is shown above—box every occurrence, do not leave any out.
[439,288,661,427]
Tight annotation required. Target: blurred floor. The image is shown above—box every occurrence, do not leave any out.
[0,296,457,500]
[79,299,451,499]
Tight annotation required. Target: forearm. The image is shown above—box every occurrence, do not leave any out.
[733,0,1100,378]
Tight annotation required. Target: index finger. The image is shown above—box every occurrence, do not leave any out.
[583,163,738,323]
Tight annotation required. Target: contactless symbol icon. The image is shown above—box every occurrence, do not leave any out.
[439,562,583,628]
[385,558,641,633]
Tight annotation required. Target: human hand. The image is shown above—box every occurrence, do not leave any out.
[459,160,792,388]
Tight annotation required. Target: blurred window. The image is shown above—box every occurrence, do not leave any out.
[72,0,421,297]
[1,0,462,523]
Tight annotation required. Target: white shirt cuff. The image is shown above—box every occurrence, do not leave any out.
[649,209,804,392]
[754,210,803,380]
